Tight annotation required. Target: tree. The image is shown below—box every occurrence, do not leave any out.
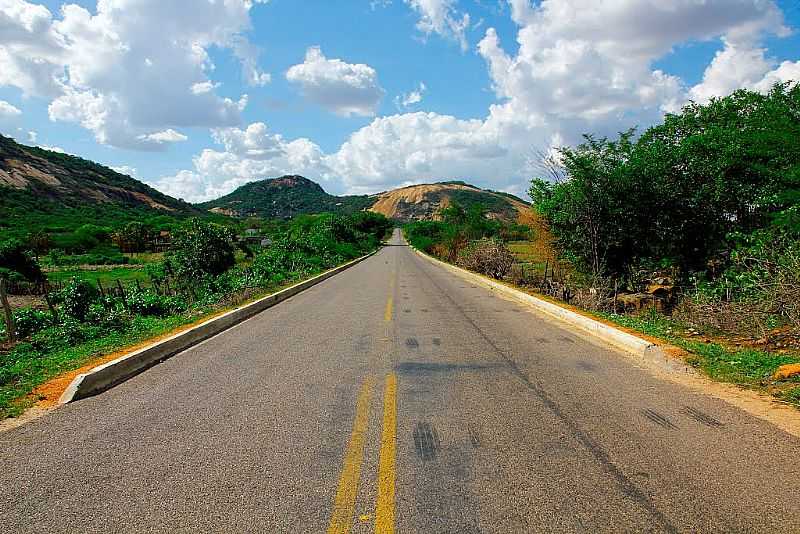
[170,219,236,279]
[531,83,800,280]
[27,231,51,260]
[0,239,44,283]
[530,131,636,278]
[116,221,153,253]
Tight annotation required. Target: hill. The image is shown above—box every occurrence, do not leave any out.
[197,175,374,219]
[198,176,530,222]
[368,181,530,222]
[0,135,200,238]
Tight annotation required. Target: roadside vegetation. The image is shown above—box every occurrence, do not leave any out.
[408,83,800,406]
[0,211,391,418]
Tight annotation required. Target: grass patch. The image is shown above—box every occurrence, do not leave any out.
[776,387,800,406]
[123,252,164,264]
[0,314,196,418]
[47,266,151,287]
[597,310,800,389]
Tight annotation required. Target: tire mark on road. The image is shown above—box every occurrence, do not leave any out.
[410,253,678,534]
[642,409,678,430]
[413,422,440,461]
[683,406,722,427]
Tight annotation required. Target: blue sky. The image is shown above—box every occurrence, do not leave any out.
[1,0,799,201]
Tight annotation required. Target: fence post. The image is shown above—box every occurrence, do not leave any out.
[0,279,16,343]
[44,284,60,324]
[116,280,128,309]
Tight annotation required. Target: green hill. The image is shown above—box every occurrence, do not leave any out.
[197,175,374,219]
[0,135,201,239]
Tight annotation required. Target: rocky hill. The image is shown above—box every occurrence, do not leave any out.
[198,176,529,222]
[0,132,530,233]
[0,135,199,237]
[197,175,373,219]
[368,181,529,222]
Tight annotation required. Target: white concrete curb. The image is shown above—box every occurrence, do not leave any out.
[411,246,695,375]
[59,251,378,404]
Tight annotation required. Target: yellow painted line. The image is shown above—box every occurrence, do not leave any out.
[384,275,394,322]
[384,295,393,322]
[328,377,374,534]
[375,373,397,534]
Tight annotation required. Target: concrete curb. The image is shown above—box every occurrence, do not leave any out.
[59,251,378,404]
[411,246,696,375]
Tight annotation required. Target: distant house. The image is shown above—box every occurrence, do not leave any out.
[260,238,272,248]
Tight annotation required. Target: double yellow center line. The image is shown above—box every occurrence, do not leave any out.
[327,374,398,534]
[376,374,397,533]
[329,271,398,533]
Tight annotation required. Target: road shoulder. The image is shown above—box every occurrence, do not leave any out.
[411,244,800,438]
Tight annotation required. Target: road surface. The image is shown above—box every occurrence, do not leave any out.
[2,229,799,533]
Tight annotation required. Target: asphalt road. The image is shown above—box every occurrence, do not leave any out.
[2,229,800,533]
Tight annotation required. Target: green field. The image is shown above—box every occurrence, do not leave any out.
[46,266,151,287]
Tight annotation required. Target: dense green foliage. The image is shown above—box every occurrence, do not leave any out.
[0,239,43,282]
[197,175,374,219]
[170,219,237,280]
[531,83,800,280]
[0,211,391,418]
[405,202,528,262]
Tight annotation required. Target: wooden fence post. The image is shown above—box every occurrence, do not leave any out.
[44,284,60,324]
[0,279,16,343]
[116,280,128,309]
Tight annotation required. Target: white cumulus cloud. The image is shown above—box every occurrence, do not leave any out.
[405,0,471,51]
[691,38,800,101]
[137,129,188,145]
[286,46,385,117]
[0,0,269,150]
[0,100,22,118]
[395,82,427,109]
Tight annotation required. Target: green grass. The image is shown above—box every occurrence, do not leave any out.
[776,386,800,406]
[0,314,198,418]
[47,266,151,287]
[597,310,800,389]
[123,252,164,264]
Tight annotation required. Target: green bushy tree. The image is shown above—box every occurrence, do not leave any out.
[0,239,43,282]
[531,83,800,280]
[170,219,236,280]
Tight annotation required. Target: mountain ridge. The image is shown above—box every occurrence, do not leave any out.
[0,134,530,232]
[199,175,530,222]
[0,134,202,238]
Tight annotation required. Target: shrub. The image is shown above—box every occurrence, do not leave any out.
[457,239,515,279]
[116,221,153,253]
[170,219,236,280]
[13,308,52,338]
[126,289,186,317]
[31,318,94,351]
[57,278,99,321]
[0,239,43,282]
[679,230,800,336]
[85,303,130,330]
